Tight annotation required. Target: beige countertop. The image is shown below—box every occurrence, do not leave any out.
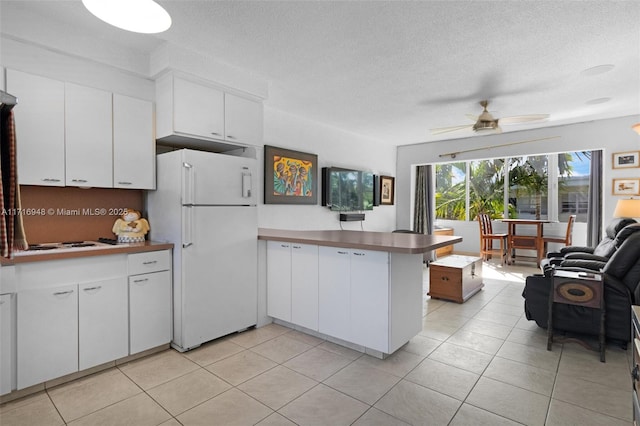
[258,228,462,254]
[0,241,173,265]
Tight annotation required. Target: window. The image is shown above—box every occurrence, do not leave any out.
[468,159,505,220]
[557,151,591,222]
[434,150,593,222]
[435,162,466,220]
[509,155,548,220]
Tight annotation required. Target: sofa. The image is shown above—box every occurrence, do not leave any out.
[540,217,637,272]
[523,225,640,344]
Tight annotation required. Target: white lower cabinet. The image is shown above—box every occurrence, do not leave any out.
[349,250,389,352]
[267,241,292,322]
[291,244,319,331]
[318,247,351,342]
[267,242,319,330]
[17,284,78,389]
[78,278,128,370]
[318,247,390,352]
[0,294,15,395]
[129,271,171,354]
[11,250,173,392]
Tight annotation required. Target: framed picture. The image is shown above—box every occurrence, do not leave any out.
[612,178,640,196]
[612,151,640,169]
[380,175,395,205]
[264,145,318,204]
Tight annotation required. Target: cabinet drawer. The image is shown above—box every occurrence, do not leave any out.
[128,250,171,275]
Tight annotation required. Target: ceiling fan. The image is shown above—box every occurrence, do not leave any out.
[430,100,549,135]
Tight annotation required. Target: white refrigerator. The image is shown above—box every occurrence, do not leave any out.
[146,149,258,352]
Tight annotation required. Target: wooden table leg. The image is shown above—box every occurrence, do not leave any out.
[507,223,514,265]
[536,223,544,268]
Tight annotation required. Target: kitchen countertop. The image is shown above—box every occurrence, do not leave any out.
[0,241,173,265]
[258,228,462,254]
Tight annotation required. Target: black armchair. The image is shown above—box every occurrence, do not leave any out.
[523,229,640,344]
[540,217,637,272]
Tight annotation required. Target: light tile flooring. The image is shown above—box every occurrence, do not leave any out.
[0,262,633,425]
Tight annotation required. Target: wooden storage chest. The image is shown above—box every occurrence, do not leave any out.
[428,255,483,303]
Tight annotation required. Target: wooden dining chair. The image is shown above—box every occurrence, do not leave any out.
[543,214,576,253]
[477,213,507,265]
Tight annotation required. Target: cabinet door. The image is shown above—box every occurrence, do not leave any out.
[79,278,128,370]
[17,284,78,389]
[173,77,224,139]
[0,294,14,395]
[350,250,389,352]
[224,93,263,145]
[7,69,65,186]
[291,243,319,331]
[65,82,113,187]
[129,271,171,354]
[318,247,351,341]
[113,94,155,189]
[267,241,292,322]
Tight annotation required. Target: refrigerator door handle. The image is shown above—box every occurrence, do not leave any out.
[183,206,193,248]
[242,167,252,198]
[183,162,194,206]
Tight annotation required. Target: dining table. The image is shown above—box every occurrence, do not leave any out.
[501,218,553,267]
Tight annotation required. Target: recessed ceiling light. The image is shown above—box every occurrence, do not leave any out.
[82,0,172,34]
[586,97,611,105]
[580,64,615,77]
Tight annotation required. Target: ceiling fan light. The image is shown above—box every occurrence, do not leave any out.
[473,121,498,132]
[82,0,171,34]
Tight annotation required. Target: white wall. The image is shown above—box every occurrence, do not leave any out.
[258,106,397,232]
[396,116,640,253]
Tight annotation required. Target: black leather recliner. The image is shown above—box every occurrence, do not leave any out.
[523,226,640,344]
[540,217,637,272]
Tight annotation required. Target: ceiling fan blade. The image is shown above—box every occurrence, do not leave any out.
[499,114,549,125]
[430,124,473,135]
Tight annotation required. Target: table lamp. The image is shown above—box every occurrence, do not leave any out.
[613,198,640,219]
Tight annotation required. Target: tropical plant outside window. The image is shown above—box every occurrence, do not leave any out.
[435,151,592,222]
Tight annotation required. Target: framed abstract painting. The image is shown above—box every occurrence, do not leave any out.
[264,145,318,204]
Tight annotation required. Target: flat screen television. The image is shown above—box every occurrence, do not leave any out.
[322,167,375,211]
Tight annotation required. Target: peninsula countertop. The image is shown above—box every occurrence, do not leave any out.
[258,228,462,254]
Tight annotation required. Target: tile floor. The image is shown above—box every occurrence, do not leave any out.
[0,262,633,425]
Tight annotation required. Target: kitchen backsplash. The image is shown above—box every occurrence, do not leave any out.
[19,186,143,244]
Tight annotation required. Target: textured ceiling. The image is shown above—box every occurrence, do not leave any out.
[1,0,639,145]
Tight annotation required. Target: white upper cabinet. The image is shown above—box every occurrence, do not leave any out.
[224,93,264,146]
[7,69,154,189]
[156,72,263,147]
[65,82,113,188]
[113,94,155,189]
[7,69,65,186]
[173,77,225,139]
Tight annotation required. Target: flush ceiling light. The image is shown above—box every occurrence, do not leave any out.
[580,64,615,77]
[82,0,171,34]
[585,97,611,105]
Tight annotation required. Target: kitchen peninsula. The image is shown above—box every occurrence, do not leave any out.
[259,229,462,357]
